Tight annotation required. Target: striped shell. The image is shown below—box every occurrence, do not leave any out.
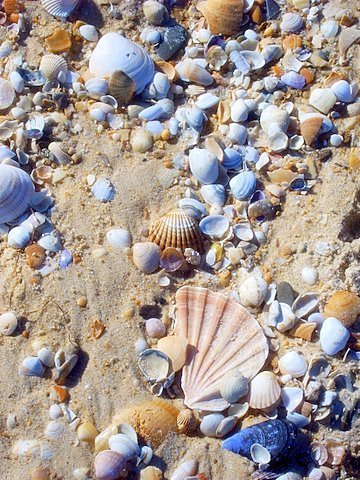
[41,0,81,18]
[39,54,67,80]
[248,371,281,411]
[48,142,71,165]
[176,409,198,434]
[149,208,205,253]
[0,164,34,223]
[109,70,135,105]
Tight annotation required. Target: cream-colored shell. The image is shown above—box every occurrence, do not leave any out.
[197,0,244,36]
[39,54,67,80]
[248,371,281,411]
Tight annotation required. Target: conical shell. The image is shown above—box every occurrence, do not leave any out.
[41,0,81,18]
[248,371,281,411]
[112,399,178,448]
[197,0,244,36]
[149,208,205,253]
[300,115,323,145]
[0,164,34,224]
[175,286,269,411]
[109,70,135,105]
[39,54,67,80]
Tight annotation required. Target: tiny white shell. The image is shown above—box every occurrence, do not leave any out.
[91,179,116,202]
[0,311,18,336]
[133,242,161,274]
[38,231,62,252]
[239,276,268,308]
[250,443,271,464]
[301,267,318,285]
[292,292,319,318]
[10,71,25,94]
[319,317,350,356]
[280,13,303,33]
[330,80,353,103]
[278,351,307,378]
[320,20,338,39]
[200,413,225,437]
[7,226,31,249]
[85,78,109,100]
[106,228,132,249]
[195,92,219,110]
[45,420,64,439]
[40,54,67,80]
[79,24,99,42]
[49,404,63,420]
[268,131,289,152]
[231,99,248,122]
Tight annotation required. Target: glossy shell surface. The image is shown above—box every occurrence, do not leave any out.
[0,164,34,224]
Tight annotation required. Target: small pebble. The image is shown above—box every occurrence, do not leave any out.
[301,266,319,285]
[329,134,343,146]
[77,296,88,308]
[145,317,166,338]
[135,337,148,354]
[0,311,18,336]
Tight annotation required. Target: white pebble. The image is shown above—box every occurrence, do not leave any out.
[320,317,350,356]
[329,134,343,146]
[0,311,18,335]
[301,266,319,285]
[146,30,161,45]
[135,338,148,354]
[197,28,211,43]
[106,228,132,249]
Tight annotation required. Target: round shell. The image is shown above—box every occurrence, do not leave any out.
[177,409,198,434]
[94,450,128,480]
[0,164,34,224]
[248,371,281,411]
[143,0,169,26]
[239,276,268,308]
[220,370,249,403]
[278,351,307,378]
[149,208,205,253]
[39,54,67,80]
[109,70,135,105]
[197,0,244,36]
[41,0,81,18]
[133,242,161,274]
[323,290,360,328]
[280,13,303,33]
[0,311,18,335]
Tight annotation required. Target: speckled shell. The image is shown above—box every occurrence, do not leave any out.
[248,371,281,411]
[175,286,269,411]
[0,164,34,224]
[197,0,244,36]
[41,0,81,18]
[109,70,135,105]
[149,208,205,253]
[89,32,155,94]
[39,54,67,80]
[112,399,179,448]
[239,276,268,308]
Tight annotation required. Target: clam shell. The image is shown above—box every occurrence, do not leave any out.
[268,131,289,152]
[77,422,98,443]
[41,0,81,18]
[200,413,224,437]
[185,107,206,132]
[231,99,248,122]
[138,349,170,382]
[176,409,198,434]
[330,80,353,103]
[319,317,350,356]
[143,0,169,26]
[48,142,71,165]
[189,147,219,184]
[153,72,170,99]
[0,164,34,224]
[106,228,132,249]
[248,371,281,411]
[280,13,303,33]
[108,433,140,459]
[239,276,268,308]
[250,443,271,465]
[309,88,336,114]
[95,425,119,453]
[39,54,67,80]
[19,356,45,377]
[79,24,98,42]
[94,450,128,480]
[199,214,229,239]
[175,286,269,411]
[220,370,249,403]
[200,184,226,206]
[10,71,24,94]
[278,351,307,378]
[197,0,244,36]
[45,420,64,439]
[89,32,155,94]
[260,105,290,135]
[261,45,283,64]
[85,77,109,99]
[7,226,31,249]
[281,387,303,412]
[149,208,204,253]
[109,70,135,105]
[281,71,305,89]
[157,335,187,372]
[223,145,244,169]
[38,231,62,252]
[91,179,116,202]
[0,78,15,110]
[133,242,161,274]
[175,59,214,86]
[229,170,256,200]
[12,439,53,460]
[292,292,319,318]
[320,20,338,39]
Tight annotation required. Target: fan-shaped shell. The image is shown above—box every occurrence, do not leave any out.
[229,170,257,200]
[0,164,34,224]
[175,286,269,411]
[248,371,281,411]
[89,32,155,94]
[149,208,204,253]
[48,142,71,165]
[280,13,303,33]
[41,0,81,18]
[108,70,135,105]
[39,54,67,80]
[197,0,244,36]
[300,114,323,145]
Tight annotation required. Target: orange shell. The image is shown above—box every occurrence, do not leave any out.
[197,0,244,36]
[282,35,303,50]
[3,0,23,14]
[324,291,360,328]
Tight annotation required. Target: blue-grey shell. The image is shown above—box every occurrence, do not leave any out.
[281,72,305,90]
[229,170,257,200]
[222,420,298,463]
[223,148,243,171]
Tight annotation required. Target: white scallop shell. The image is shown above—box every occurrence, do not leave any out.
[188,147,219,185]
[45,420,65,439]
[85,77,109,100]
[40,54,68,80]
[280,13,303,33]
[89,32,155,94]
[0,164,34,224]
[309,88,337,114]
[239,276,268,308]
[278,351,307,378]
[42,0,81,18]
[48,142,71,165]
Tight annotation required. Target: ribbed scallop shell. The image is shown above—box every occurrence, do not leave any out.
[280,13,303,33]
[0,164,34,224]
[48,142,71,165]
[41,0,81,18]
[39,54,67,80]
[248,371,281,411]
[197,0,244,36]
[175,286,269,411]
[149,208,205,253]
[109,70,135,105]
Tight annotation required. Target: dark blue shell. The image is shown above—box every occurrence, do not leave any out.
[222,420,298,463]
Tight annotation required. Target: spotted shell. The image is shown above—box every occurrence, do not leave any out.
[0,164,34,224]
[149,208,205,253]
[197,0,244,36]
[41,0,81,17]
[39,54,67,80]
[109,70,135,105]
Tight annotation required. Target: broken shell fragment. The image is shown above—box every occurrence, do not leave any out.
[157,335,187,372]
[309,88,336,114]
[138,349,170,382]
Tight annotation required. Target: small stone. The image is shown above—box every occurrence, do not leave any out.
[277,281,296,306]
[77,296,88,308]
[0,311,18,335]
[145,318,166,338]
[155,24,188,61]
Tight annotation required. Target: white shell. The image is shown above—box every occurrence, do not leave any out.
[106,228,132,249]
[309,88,337,114]
[0,78,15,110]
[250,443,271,465]
[175,59,214,86]
[199,413,224,437]
[7,226,31,249]
[49,404,63,420]
[79,24,98,42]
[10,71,25,94]
[331,80,353,103]
[0,164,34,223]
[278,351,307,378]
[320,20,338,39]
[189,148,219,184]
[199,214,229,239]
[45,420,64,439]
[216,415,238,438]
[301,267,318,285]
[108,433,140,459]
[239,276,268,308]
[281,387,303,412]
[268,301,297,332]
[319,317,350,356]
[153,72,170,99]
[19,356,45,377]
[280,13,303,32]
[200,184,226,206]
[231,99,249,122]
[40,54,67,80]
[292,292,319,318]
[170,460,198,480]
[89,32,155,94]
[233,223,253,241]
[38,348,55,368]
[286,411,310,427]
[195,92,219,110]
[38,231,62,252]
[12,439,53,460]
[248,371,281,411]
[260,105,290,135]
[48,142,71,165]
[0,311,18,335]
[91,179,116,202]
[85,78,109,99]
[42,0,81,18]
[132,242,161,274]
[268,131,289,152]
[220,371,249,403]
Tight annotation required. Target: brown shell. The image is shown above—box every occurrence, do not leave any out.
[197,0,244,36]
[2,0,23,14]
[177,409,199,434]
[300,115,323,145]
[112,399,178,448]
[324,290,360,328]
[109,70,135,105]
[149,208,205,253]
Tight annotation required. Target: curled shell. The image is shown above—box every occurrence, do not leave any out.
[160,247,185,272]
[248,371,281,411]
[177,409,198,434]
[94,450,128,480]
[149,208,204,253]
[197,0,244,36]
[250,443,271,465]
[109,70,135,105]
[133,242,161,274]
[220,370,249,403]
[41,0,81,18]
[0,164,34,224]
[39,54,67,80]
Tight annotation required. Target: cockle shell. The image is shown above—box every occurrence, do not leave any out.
[48,142,71,165]
[109,70,135,105]
[239,276,268,308]
[280,13,303,33]
[39,54,67,80]
[319,317,350,356]
[143,1,169,26]
[0,164,34,224]
[278,351,307,378]
[177,409,198,434]
[94,450,128,480]
[220,370,249,403]
[41,0,81,18]
[89,33,155,94]
[223,147,243,170]
[175,59,214,86]
[230,170,257,200]
[309,88,336,114]
[189,147,219,184]
[175,286,269,411]
[248,371,281,411]
[260,105,290,135]
[149,208,204,253]
[132,242,161,274]
[197,0,244,36]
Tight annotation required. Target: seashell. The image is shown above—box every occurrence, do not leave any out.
[157,335,187,372]
[320,20,338,39]
[113,399,178,448]
[229,50,250,73]
[319,317,350,356]
[106,228,132,249]
[330,80,353,103]
[206,46,227,71]
[239,276,268,308]
[230,170,256,200]
[108,70,135,105]
[301,267,318,286]
[289,321,316,341]
[3,0,22,14]
[292,292,319,318]
[227,124,248,145]
[94,450,128,480]
[189,147,219,185]
[159,247,185,272]
[240,51,266,70]
[200,184,226,206]
[339,27,360,56]
[0,165,34,224]
[38,231,62,252]
[39,54,67,80]
[177,409,198,434]
[149,208,204,253]
[140,466,163,480]
[85,78,109,100]
[42,0,81,17]
[233,223,253,242]
[250,443,271,465]
[223,148,243,171]
[231,99,249,123]
[220,370,248,403]
[10,71,24,94]
[0,311,18,336]
[199,214,229,240]
[12,439,53,460]
[153,72,170,99]
[0,78,15,110]
[300,115,323,145]
[278,351,307,378]
[89,33,155,94]
[261,45,283,64]
[223,419,298,463]
[309,88,336,114]
[268,131,288,152]
[200,413,224,437]
[48,142,71,165]
[324,291,360,328]
[91,179,116,202]
[268,301,297,332]
[143,1,169,26]
[175,286,269,411]
[108,433,139,459]
[197,0,244,36]
[131,129,153,153]
[7,226,31,249]
[77,422,98,443]
[281,71,305,89]
[38,348,55,368]
[133,242,161,274]
[170,460,198,480]
[217,100,231,124]
[286,411,310,428]
[19,356,45,377]
[45,420,64,439]
[248,371,281,411]
[204,137,223,162]
[280,13,303,33]
[185,107,206,132]
[260,105,290,135]
[216,415,238,437]
[175,59,213,86]
[145,318,166,338]
[95,425,119,453]
[79,24,98,42]
[281,387,303,412]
